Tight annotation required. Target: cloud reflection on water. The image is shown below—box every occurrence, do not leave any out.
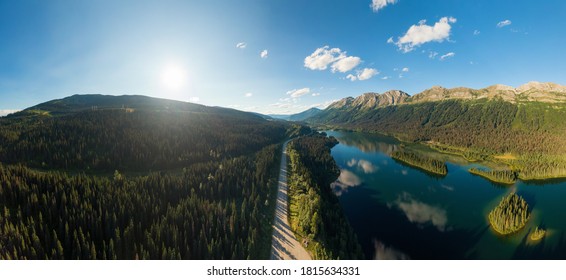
[439,184,454,191]
[347,158,378,174]
[331,169,362,196]
[373,240,410,260]
[390,193,448,232]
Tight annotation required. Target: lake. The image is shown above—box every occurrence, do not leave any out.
[325,130,566,259]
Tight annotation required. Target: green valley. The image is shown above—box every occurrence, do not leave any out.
[0,94,307,260]
[308,82,566,181]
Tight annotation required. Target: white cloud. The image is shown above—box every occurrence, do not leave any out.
[429,51,439,59]
[473,30,481,35]
[269,102,291,109]
[286,87,311,98]
[381,76,391,80]
[260,49,268,58]
[304,46,361,73]
[359,68,379,80]
[236,42,247,49]
[346,74,357,81]
[402,67,409,72]
[370,0,398,12]
[440,52,455,61]
[304,46,345,71]
[497,20,512,28]
[244,92,253,97]
[331,56,361,73]
[279,97,295,103]
[188,97,200,103]
[0,109,19,116]
[346,68,379,81]
[267,98,326,114]
[389,17,457,52]
[311,93,320,97]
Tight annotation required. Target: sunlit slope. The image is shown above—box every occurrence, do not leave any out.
[309,87,566,179]
[0,94,291,172]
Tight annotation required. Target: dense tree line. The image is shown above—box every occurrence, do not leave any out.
[0,96,312,259]
[287,134,364,260]
[310,100,566,179]
[468,168,517,184]
[391,151,448,176]
[488,193,530,235]
[0,143,282,259]
[0,109,287,172]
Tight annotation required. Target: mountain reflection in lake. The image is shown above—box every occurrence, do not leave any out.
[332,131,400,154]
[326,130,566,259]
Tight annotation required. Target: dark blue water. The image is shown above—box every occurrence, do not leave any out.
[326,130,566,259]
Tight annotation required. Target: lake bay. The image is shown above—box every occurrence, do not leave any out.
[326,130,566,259]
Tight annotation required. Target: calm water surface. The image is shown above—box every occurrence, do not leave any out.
[326,130,566,259]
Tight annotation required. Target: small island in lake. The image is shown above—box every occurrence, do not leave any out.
[530,227,546,241]
[469,168,517,184]
[488,192,530,235]
[391,151,448,176]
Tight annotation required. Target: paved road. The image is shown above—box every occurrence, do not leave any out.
[270,140,312,260]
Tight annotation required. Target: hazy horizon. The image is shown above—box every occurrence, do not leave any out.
[2,79,563,117]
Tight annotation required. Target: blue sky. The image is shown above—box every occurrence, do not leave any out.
[1,0,566,115]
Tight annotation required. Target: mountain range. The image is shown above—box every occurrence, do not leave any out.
[307,81,566,180]
[325,81,566,112]
[1,83,564,261]
[277,81,566,125]
[2,81,566,180]
[10,94,259,119]
[268,108,322,122]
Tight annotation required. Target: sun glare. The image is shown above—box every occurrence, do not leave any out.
[161,64,187,91]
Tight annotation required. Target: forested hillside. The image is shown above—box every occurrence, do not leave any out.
[309,99,566,179]
[0,95,288,172]
[287,134,364,259]
[0,94,303,259]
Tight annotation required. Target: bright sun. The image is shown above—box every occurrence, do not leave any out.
[161,64,187,91]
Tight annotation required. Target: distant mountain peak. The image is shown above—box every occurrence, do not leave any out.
[328,97,355,109]
[11,94,263,120]
[516,81,566,93]
[410,82,566,103]
[268,107,322,121]
[330,90,409,110]
[327,81,566,113]
[487,84,515,91]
